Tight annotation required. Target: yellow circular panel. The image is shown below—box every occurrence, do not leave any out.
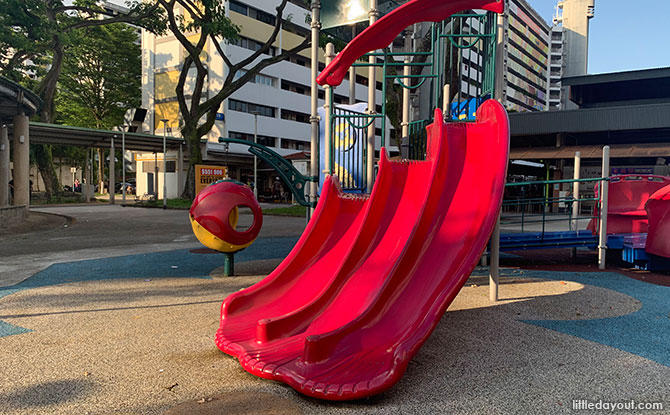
[190,216,254,253]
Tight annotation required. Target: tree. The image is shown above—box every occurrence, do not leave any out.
[56,23,142,192]
[0,0,164,198]
[156,0,311,199]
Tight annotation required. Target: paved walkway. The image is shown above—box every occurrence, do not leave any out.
[0,205,668,414]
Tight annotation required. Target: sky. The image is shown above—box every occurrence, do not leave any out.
[103,0,670,75]
[530,0,670,74]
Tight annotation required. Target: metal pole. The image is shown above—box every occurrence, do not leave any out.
[324,43,335,175]
[598,146,610,270]
[570,151,581,259]
[253,112,258,198]
[0,124,9,206]
[401,57,410,141]
[366,0,378,193]
[154,151,158,199]
[489,213,501,302]
[309,0,321,219]
[349,26,357,105]
[161,119,168,209]
[121,125,127,205]
[109,135,115,205]
[442,83,450,116]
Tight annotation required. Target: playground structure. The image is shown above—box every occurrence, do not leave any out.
[587,175,670,234]
[189,180,263,276]
[215,0,507,400]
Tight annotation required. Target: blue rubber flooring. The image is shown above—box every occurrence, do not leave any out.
[473,268,670,367]
[0,236,299,338]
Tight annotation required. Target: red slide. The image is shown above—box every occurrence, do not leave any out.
[216,0,508,400]
[216,101,509,399]
[645,184,670,258]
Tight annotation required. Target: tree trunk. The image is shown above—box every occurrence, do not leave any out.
[34,30,65,199]
[180,127,203,200]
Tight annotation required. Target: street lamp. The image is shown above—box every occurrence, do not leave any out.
[120,124,128,205]
[160,119,169,209]
[250,110,260,198]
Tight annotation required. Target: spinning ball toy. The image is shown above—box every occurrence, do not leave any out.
[190,180,263,274]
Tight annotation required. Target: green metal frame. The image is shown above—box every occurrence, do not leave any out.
[218,137,318,207]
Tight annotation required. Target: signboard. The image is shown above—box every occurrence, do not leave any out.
[321,0,370,30]
[215,113,225,121]
[195,164,228,195]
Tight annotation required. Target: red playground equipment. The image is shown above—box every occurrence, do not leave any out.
[587,175,670,234]
[215,0,508,400]
[645,184,670,258]
[189,180,263,254]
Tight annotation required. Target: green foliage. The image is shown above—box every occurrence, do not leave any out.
[56,23,142,129]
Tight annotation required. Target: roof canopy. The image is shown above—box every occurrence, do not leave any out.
[0,76,43,119]
[8,122,185,152]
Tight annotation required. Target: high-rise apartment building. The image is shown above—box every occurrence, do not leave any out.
[496,0,551,112]
[139,0,385,197]
[551,0,595,109]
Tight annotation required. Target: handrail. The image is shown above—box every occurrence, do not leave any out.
[218,138,317,208]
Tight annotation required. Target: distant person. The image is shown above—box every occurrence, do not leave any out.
[8,179,13,203]
[271,177,282,201]
[74,179,81,192]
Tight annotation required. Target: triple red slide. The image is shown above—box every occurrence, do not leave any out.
[216,102,509,400]
[216,0,509,400]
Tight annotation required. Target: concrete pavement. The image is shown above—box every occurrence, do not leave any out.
[0,204,668,414]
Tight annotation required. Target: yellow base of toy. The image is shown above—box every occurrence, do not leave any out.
[189,208,254,253]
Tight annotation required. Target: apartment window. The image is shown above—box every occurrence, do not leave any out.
[231,36,277,56]
[229,1,276,26]
[234,70,277,87]
[283,20,309,37]
[281,138,310,151]
[143,161,176,173]
[230,131,276,147]
[289,55,310,68]
[228,99,276,118]
[281,79,310,96]
[281,109,311,124]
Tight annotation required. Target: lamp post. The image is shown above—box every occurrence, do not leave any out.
[160,119,169,209]
[120,124,128,205]
[250,110,260,198]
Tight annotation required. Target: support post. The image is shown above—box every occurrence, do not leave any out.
[324,43,335,175]
[571,151,581,259]
[598,146,610,270]
[154,152,158,199]
[178,144,184,196]
[121,125,127,205]
[162,124,167,209]
[309,0,321,219]
[442,84,450,116]
[0,124,9,206]
[401,57,411,141]
[366,0,379,193]
[85,148,92,203]
[12,114,30,207]
[109,135,115,205]
[349,26,357,105]
[489,213,501,302]
[223,252,235,277]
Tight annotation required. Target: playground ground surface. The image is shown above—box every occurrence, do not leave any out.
[0,205,669,414]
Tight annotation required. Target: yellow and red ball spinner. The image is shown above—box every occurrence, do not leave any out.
[189,180,263,253]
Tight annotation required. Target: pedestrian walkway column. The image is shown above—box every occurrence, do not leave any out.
[0,122,11,207]
[0,124,9,206]
[12,114,30,206]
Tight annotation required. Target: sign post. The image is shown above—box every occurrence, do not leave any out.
[195,164,228,195]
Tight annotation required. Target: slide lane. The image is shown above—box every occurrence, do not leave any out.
[216,177,369,355]
[228,125,446,380]
[280,101,509,399]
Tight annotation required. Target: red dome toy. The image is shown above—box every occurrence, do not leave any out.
[189,180,263,253]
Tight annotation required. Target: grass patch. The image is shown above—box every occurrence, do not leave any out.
[137,197,193,209]
[263,205,307,217]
